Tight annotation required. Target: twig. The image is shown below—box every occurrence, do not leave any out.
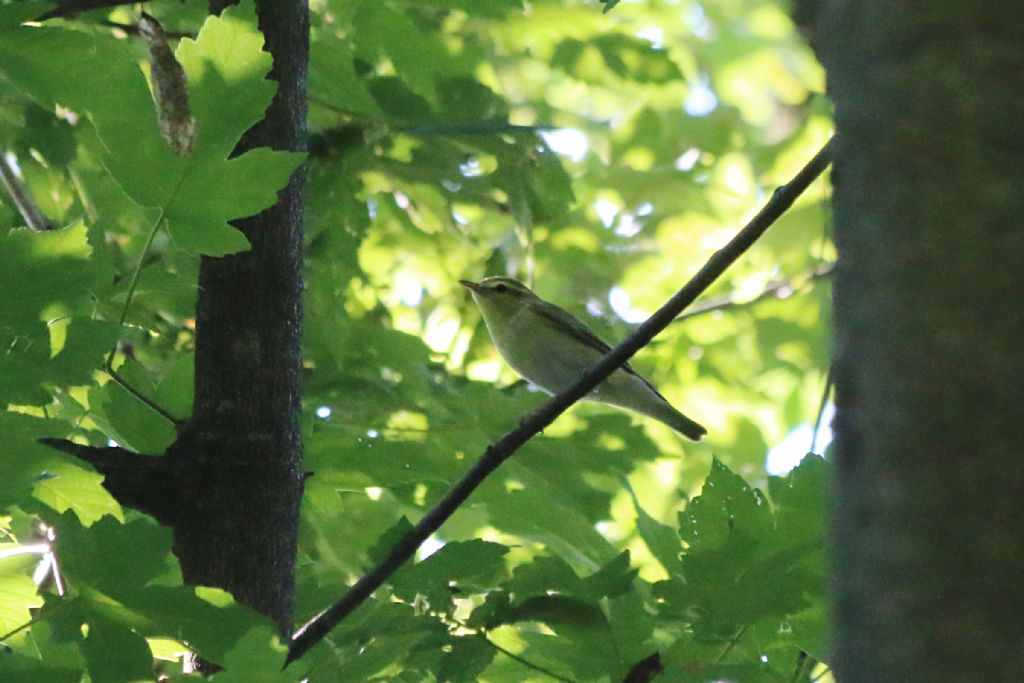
[0,152,55,232]
[101,20,195,39]
[68,167,98,223]
[103,211,184,427]
[285,136,835,666]
[789,651,812,683]
[396,122,558,136]
[714,625,748,664]
[482,632,575,683]
[0,595,74,645]
[0,614,42,645]
[673,262,834,323]
[810,366,833,455]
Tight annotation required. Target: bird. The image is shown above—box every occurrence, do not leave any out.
[460,277,706,440]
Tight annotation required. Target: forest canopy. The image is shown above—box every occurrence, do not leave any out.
[0,0,833,680]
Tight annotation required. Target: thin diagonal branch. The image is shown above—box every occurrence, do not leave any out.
[101,21,195,39]
[483,633,575,683]
[673,261,834,323]
[810,365,833,455]
[103,211,184,427]
[286,136,835,666]
[0,152,55,232]
[789,651,814,683]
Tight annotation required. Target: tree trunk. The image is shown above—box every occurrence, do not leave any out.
[814,4,1024,681]
[162,0,308,636]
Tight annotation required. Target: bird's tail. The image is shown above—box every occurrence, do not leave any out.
[661,407,707,441]
[631,393,706,440]
[593,373,707,440]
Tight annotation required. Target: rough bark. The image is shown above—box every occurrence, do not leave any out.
[42,0,310,638]
[815,4,1024,681]
[166,0,308,636]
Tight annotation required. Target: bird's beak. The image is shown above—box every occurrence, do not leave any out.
[459,279,481,292]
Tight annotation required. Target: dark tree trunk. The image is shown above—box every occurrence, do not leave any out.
[41,0,310,639]
[162,0,309,636]
[45,0,309,640]
[812,4,1024,681]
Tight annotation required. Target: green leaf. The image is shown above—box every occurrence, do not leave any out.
[327,601,449,680]
[493,141,575,227]
[495,596,622,679]
[33,458,123,526]
[175,3,275,157]
[0,222,94,330]
[163,147,302,255]
[90,361,178,454]
[353,3,448,104]
[309,33,382,118]
[0,27,168,202]
[438,635,496,682]
[81,619,153,683]
[113,586,264,664]
[0,13,303,258]
[47,318,122,391]
[367,516,414,563]
[553,35,681,84]
[0,571,43,636]
[55,516,174,596]
[0,414,122,524]
[0,415,63,509]
[17,103,76,166]
[392,540,508,609]
[769,453,827,544]
[210,626,296,682]
[657,459,823,637]
[484,482,618,566]
[0,2,51,28]
[626,481,684,575]
[0,318,118,407]
[0,654,80,683]
[581,551,637,600]
[500,552,635,607]
[678,457,773,550]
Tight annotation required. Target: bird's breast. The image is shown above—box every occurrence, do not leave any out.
[487,308,604,394]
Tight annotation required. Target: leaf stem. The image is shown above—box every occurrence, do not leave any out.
[103,211,182,427]
[482,632,576,683]
[714,625,748,664]
[672,261,833,323]
[789,651,813,682]
[0,150,55,232]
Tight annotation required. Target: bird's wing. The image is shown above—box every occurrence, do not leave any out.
[532,300,648,380]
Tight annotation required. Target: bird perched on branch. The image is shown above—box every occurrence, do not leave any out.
[460,277,706,440]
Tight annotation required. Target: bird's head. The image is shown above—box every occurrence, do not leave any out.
[459,277,539,319]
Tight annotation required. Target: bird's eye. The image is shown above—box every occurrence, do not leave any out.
[493,284,508,293]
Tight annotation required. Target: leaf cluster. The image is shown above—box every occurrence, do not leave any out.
[0,0,832,680]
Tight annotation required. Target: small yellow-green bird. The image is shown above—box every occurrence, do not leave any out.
[460,277,706,440]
